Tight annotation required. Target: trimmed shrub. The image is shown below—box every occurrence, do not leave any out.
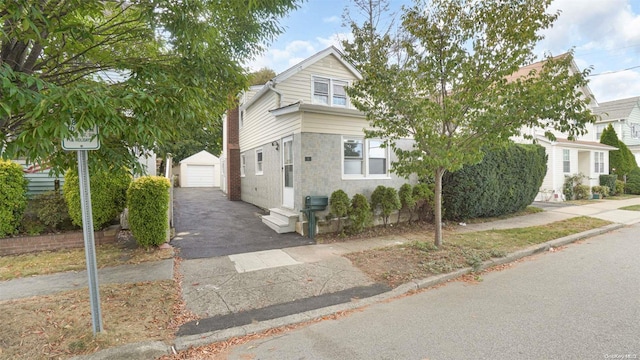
[127,176,171,247]
[371,186,400,226]
[347,193,371,235]
[616,180,625,195]
[591,186,609,198]
[562,177,574,200]
[442,143,547,220]
[413,183,435,221]
[599,174,618,195]
[63,167,131,231]
[0,160,28,237]
[370,185,386,215]
[398,183,416,223]
[625,167,640,195]
[34,191,71,231]
[329,189,350,233]
[574,184,590,200]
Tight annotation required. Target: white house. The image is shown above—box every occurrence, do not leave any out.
[177,150,220,187]
[592,96,640,164]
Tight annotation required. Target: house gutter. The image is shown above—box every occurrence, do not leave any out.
[267,80,283,108]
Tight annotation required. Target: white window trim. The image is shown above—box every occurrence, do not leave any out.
[240,154,246,177]
[562,149,570,173]
[311,76,349,107]
[255,148,263,175]
[240,110,245,129]
[341,136,391,180]
[594,151,605,174]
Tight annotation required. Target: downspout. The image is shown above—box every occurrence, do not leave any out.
[267,80,283,108]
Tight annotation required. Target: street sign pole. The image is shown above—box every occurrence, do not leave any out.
[77,149,103,334]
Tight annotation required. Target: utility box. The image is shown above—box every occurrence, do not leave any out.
[305,196,328,211]
[302,196,328,240]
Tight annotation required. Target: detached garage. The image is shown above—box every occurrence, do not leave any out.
[178,150,220,187]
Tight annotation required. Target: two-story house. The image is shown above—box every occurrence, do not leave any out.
[220,46,415,234]
[511,57,617,201]
[592,96,640,165]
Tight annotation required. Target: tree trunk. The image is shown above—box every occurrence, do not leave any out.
[434,167,445,248]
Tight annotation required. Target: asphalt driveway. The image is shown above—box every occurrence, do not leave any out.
[171,188,314,259]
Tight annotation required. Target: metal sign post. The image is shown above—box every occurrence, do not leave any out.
[63,124,102,334]
[77,150,103,334]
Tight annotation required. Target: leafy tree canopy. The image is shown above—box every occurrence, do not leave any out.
[600,124,638,178]
[1,0,298,174]
[249,67,277,86]
[343,0,597,246]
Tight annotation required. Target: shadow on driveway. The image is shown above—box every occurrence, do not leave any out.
[171,188,314,259]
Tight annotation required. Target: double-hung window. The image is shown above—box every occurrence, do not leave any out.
[313,77,348,107]
[343,137,389,178]
[255,148,263,175]
[240,154,246,177]
[563,149,570,173]
[594,152,605,173]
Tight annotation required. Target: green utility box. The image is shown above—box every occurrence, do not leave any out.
[302,196,328,240]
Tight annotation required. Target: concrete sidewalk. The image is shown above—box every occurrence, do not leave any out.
[4,197,640,360]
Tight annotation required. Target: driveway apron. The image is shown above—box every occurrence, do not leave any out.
[171,188,314,259]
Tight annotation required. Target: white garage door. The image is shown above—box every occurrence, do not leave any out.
[186,165,215,187]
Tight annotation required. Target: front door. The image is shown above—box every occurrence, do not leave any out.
[282,136,294,208]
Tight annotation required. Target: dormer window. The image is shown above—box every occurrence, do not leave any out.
[313,77,348,107]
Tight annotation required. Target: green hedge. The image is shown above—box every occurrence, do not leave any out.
[442,143,547,220]
[0,160,28,237]
[347,193,371,235]
[63,167,131,231]
[127,176,171,247]
[599,174,617,195]
[625,167,640,195]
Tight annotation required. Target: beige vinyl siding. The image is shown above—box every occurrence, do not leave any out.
[621,106,640,145]
[276,54,358,107]
[240,92,301,151]
[301,111,370,136]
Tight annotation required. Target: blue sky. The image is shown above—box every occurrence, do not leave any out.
[248,0,640,103]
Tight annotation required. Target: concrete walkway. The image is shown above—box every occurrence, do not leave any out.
[4,197,640,360]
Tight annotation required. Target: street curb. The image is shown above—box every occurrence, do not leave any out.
[79,222,625,359]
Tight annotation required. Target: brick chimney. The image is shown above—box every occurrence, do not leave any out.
[226,105,241,201]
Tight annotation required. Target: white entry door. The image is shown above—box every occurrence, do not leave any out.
[282,136,294,208]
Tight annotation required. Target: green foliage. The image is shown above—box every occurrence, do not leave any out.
[413,183,435,222]
[0,1,298,175]
[616,180,626,195]
[347,193,372,235]
[249,67,276,86]
[600,124,638,179]
[563,173,587,200]
[372,186,401,227]
[63,167,131,231]
[591,186,609,197]
[127,176,171,247]
[0,159,28,237]
[442,144,547,220]
[625,168,640,195]
[343,0,595,246]
[329,189,351,233]
[33,191,71,231]
[398,183,416,223]
[574,185,591,200]
[599,174,618,195]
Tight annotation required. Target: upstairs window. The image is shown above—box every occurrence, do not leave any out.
[313,77,348,107]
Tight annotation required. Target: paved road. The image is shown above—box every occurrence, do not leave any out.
[171,188,313,258]
[223,224,640,360]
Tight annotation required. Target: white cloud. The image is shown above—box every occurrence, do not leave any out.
[589,70,640,102]
[323,15,340,23]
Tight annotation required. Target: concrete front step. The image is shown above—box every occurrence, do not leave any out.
[262,208,299,233]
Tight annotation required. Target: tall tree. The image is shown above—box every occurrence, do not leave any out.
[343,0,597,247]
[600,124,638,179]
[249,67,277,86]
[0,0,298,174]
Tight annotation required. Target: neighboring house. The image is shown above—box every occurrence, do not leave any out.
[220,46,416,234]
[175,150,220,187]
[591,96,640,165]
[511,56,617,201]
